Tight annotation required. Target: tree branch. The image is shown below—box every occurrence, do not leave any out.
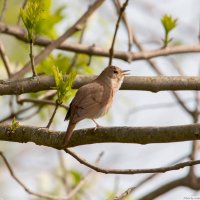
[0,152,70,200]
[65,149,200,175]
[2,75,200,95]
[140,174,200,200]
[0,40,11,77]
[0,22,200,63]
[10,0,105,80]
[1,123,200,148]
[0,0,7,21]
[0,151,99,200]
[109,0,129,65]
[113,0,133,52]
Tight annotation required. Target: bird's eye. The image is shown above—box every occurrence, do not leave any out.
[114,70,118,74]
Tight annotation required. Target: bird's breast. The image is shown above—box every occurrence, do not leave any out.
[93,88,114,118]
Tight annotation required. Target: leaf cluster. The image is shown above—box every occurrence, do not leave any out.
[53,66,76,105]
[20,0,65,41]
[20,0,44,41]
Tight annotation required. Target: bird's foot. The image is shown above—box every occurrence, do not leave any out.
[92,119,102,131]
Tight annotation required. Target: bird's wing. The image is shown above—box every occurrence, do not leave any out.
[70,82,104,123]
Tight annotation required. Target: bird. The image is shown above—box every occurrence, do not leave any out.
[63,65,130,147]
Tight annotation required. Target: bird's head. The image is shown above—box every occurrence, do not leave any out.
[98,66,130,89]
[101,65,130,79]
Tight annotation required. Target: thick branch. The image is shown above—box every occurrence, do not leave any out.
[0,22,200,63]
[1,75,200,95]
[1,123,200,148]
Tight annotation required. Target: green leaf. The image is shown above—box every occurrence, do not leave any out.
[52,65,76,104]
[69,170,82,184]
[20,0,65,40]
[36,54,71,75]
[161,15,177,34]
[34,2,66,39]
[20,0,45,40]
[161,14,178,47]
[10,117,20,132]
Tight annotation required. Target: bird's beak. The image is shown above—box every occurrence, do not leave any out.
[122,70,130,75]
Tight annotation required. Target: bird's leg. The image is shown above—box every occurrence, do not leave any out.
[92,119,102,130]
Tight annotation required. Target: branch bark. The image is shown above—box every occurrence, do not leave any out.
[1,123,200,148]
[1,75,200,95]
[1,22,200,63]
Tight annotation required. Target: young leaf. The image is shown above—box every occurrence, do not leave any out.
[20,0,45,40]
[161,15,178,47]
[161,15,177,34]
[53,66,76,104]
[10,117,20,132]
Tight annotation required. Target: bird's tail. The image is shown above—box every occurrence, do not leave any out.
[63,121,76,147]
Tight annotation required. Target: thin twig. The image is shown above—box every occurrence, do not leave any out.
[128,97,194,117]
[113,186,135,200]
[29,39,37,77]
[0,0,7,21]
[113,0,133,51]
[119,152,190,199]
[17,97,68,110]
[57,152,69,194]
[65,149,200,175]
[109,0,129,65]
[0,40,11,77]
[65,151,104,199]
[16,105,43,121]
[169,57,185,76]
[17,0,28,25]
[0,105,35,123]
[130,22,193,115]
[46,103,59,128]
[66,23,87,74]
[0,151,102,200]
[0,151,69,200]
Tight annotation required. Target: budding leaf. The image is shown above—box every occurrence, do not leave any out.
[161,14,178,47]
[53,66,76,104]
[20,0,44,40]
[11,117,20,132]
[161,15,177,33]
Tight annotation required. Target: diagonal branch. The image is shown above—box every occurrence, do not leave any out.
[10,0,105,80]
[113,0,133,52]
[139,173,200,200]
[0,0,7,21]
[0,150,103,200]
[0,151,82,200]
[65,149,200,175]
[0,40,11,77]
[109,0,129,65]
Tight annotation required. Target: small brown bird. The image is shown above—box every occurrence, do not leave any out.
[63,66,129,147]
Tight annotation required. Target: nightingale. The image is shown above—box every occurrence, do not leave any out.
[63,66,129,147]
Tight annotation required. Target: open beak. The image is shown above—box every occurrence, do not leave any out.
[122,70,130,76]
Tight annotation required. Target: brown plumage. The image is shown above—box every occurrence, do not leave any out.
[63,66,129,147]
